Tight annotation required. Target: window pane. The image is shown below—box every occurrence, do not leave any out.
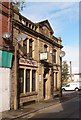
[26,69,30,92]
[53,49,56,63]
[29,40,32,58]
[32,70,36,91]
[23,40,27,56]
[18,68,24,93]
[44,45,47,52]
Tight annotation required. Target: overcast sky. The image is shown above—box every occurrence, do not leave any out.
[20,0,79,74]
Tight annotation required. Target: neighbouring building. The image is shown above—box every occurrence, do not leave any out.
[0,2,13,112]
[0,2,63,111]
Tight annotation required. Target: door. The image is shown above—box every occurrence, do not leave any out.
[0,68,10,112]
[43,78,47,99]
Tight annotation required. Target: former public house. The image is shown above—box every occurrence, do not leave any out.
[0,2,63,112]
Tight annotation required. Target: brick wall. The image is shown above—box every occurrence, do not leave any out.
[0,2,12,49]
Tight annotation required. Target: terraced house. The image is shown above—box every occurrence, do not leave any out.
[0,2,63,111]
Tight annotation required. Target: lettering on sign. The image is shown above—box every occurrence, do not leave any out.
[19,58,37,67]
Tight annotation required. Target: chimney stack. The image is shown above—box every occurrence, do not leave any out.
[70,61,72,81]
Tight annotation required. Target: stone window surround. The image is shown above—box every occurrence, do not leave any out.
[21,38,34,59]
[19,67,37,96]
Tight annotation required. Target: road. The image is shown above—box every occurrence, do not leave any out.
[25,91,81,119]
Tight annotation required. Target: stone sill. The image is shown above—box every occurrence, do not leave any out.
[19,91,38,98]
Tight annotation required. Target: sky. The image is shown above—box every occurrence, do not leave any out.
[20,0,79,75]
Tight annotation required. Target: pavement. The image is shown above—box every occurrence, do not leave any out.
[1,92,77,120]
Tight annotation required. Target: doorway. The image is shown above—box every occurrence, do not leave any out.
[43,78,47,99]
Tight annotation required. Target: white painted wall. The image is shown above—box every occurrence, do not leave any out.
[0,68,10,112]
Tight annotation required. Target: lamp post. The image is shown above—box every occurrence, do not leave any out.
[59,50,65,97]
[14,33,26,110]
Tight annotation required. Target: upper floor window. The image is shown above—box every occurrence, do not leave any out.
[18,68,24,94]
[29,39,33,59]
[44,44,47,52]
[53,49,57,63]
[23,40,27,56]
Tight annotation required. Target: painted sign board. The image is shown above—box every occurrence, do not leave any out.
[19,58,38,67]
[40,52,48,60]
[0,50,13,68]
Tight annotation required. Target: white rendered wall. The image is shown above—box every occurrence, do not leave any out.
[0,68,10,112]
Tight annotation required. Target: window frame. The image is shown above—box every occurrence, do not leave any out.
[26,69,30,92]
[32,70,36,92]
[53,49,57,63]
[23,39,27,56]
[44,44,48,52]
[29,39,33,59]
[18,68,24,94]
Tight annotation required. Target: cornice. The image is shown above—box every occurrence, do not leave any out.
[13,19,63,48]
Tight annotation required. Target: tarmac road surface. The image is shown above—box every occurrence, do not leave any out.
[2,91,81,120]
[26,91,81,119]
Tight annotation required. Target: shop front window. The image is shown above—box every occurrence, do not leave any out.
[32,70,36,91]
[26,69,30,92]
[19,68,24,94]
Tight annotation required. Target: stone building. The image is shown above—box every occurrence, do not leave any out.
[0,2,63,111]
[11,10,63,109]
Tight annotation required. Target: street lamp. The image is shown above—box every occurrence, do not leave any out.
[14,33,26,110]
[59,50,65,97]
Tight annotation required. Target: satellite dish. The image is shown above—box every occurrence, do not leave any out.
[60,50,65,57]
[2,32,11,39]
[15,33,27,42]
